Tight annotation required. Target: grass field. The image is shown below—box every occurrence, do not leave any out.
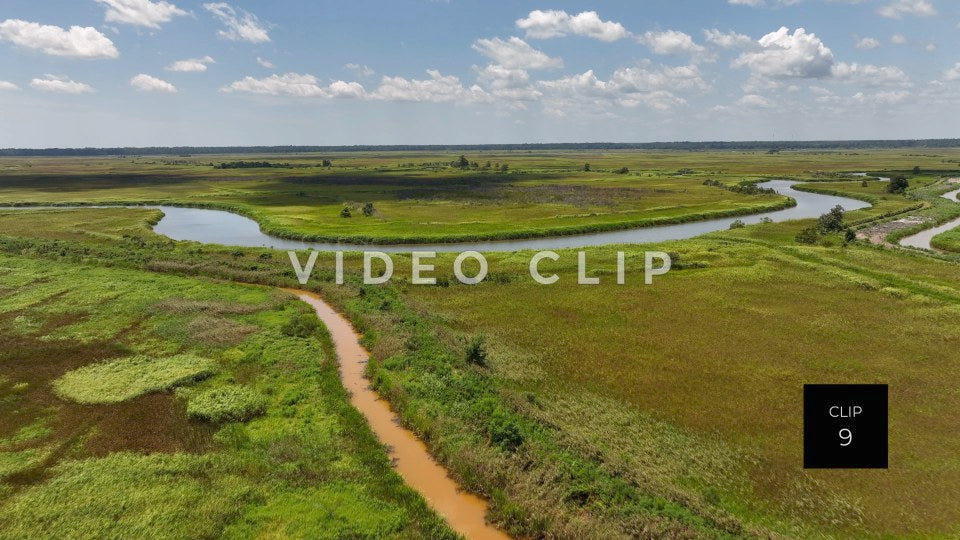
[0,253,452,539]
[0,150,958,538]
[0,149,956,243]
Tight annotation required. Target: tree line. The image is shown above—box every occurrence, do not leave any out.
[5,139,960,157]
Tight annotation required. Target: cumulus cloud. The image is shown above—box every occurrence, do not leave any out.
[95,0,186,28]
[537,63,707,113]
[830,62,911,86]
[130,73,177,92]
[638,30,707,57]
[704,29,754,49]
[891,34,907,44]
[0,19,118,59]
[728,0,765,6]
[474,65,542,104]
[855,37,881,50]
[371,70,484,103]
[222,73,329,97]
[30,75,95,94]
[204,3,270,43]
[877,0,936,19]
[166,55,215,72]
[515,10,629,41]
[944,63,960,81]
[256,57,275,68]
[0,81,19,91]
[732,27,834,79]
[472,37,563,70]
[737,94,773,108]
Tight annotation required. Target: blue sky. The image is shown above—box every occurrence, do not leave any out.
[0,0,958,147]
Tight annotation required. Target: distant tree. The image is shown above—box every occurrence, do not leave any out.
[818,205,845,232]
[729,219,746,229]
[499,164,509,173]
[362,202,375,217]
[887,175,909,194]
[583,163,590,172]
[322,159,332,167]
[456,155,470,169]
[615,167,629,174]
[913,166,921,175]
[845,228,857,243]
[340,206,352,218]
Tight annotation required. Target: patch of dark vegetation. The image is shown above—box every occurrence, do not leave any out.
[0,331,213,487]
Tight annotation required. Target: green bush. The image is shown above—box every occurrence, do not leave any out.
[54,354,217,404]
[729,219,746,229]
[281,312,320,338]
[465,334,488,366]
[187,385,267,423]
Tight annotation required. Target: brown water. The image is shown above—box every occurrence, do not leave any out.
[288,289,510,540]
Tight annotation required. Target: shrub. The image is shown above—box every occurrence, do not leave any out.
[54,354,217,404]
[362,202,375,217]
[729,219,746,229]
[187,385,267,423]
[845,228,857,243]
[615,167,629,174]
[887,175,909,194]
[817,205,845,232]
[488,408,524,451]
[281,312,320,338]
[465,334,488,367]
[339,206,352,218]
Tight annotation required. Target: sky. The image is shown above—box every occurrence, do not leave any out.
[0,0,958,147]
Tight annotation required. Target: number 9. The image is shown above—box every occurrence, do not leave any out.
[839,428,853,447]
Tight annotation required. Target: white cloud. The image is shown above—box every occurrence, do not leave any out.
[737,94,773,108]
[256,57,275,68]
[472,37,563,70]
[327,80,366,99]
[732,27,834,79]
[516,10,629,41]
[222,73,328,97]
[891,34,907,44]
[130,73,177,92]
[30,75,94,94]
[345,63,374,77]
[877,0,936,19]
[95,0,186,28]
[474,65,542,104]
[166,55,215,72]
[830,62,911,86]
[704,29,754,49]
[538,63,706,113]
[944,63,960,81]
[851,90,910,105]
[855,37,881,50]
[0,19,118,59]
[638,30,707,56]
[0,81,19,91]
[203,3,270,43]
[728,0,765,6]
[372,70,479,103]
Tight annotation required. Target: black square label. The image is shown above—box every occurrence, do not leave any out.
[804,384,888,469]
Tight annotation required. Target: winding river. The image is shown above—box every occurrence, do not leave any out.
[5,180,866,252]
